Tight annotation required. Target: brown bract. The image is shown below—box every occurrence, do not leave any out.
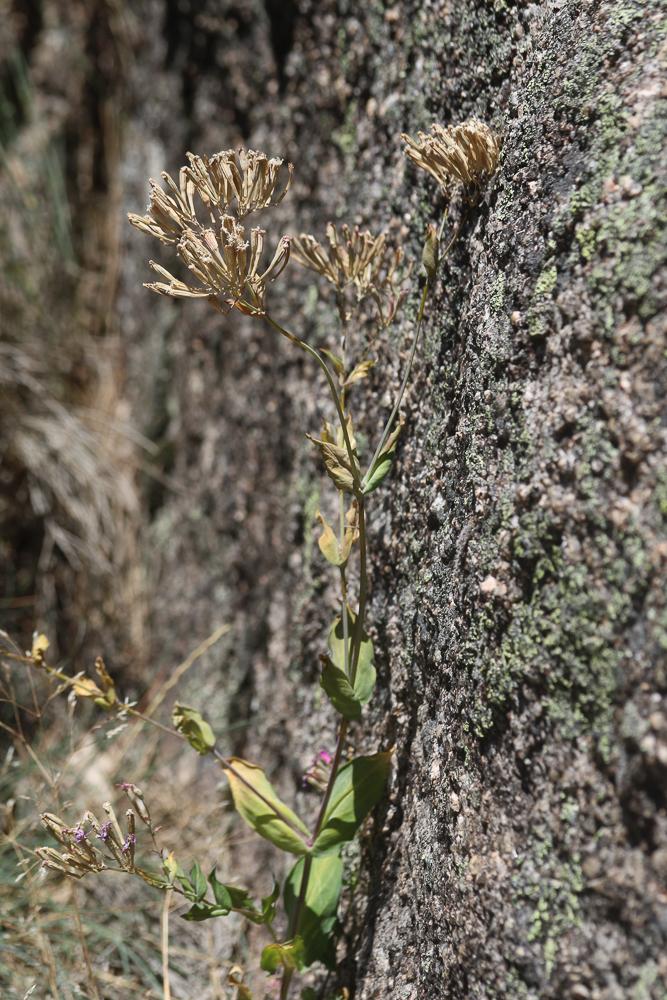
[401,118,500,191]
[291,223,412,328]
[127,149,292,314]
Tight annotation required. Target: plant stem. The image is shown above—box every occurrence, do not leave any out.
[281,718,349,1000]
[349,496,368,687]
[339,502,350,682]
[262,313,360,488]
[161,888,173,1000]
[361,209,464,490]
[264,308,374,999]
[361,281,428,489]
[282,495,368,998]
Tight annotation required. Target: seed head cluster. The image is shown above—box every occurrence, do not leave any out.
[402,118,500,191]
[128,149,293,314]
[291,223,412,328]
[37,786,152,880]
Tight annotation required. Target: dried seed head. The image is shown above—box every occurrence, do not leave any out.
[127,168,197,246]
[185,149,293,219]
[36,846,88,878]
[402,118,500,191]
[37,825,107,879]
[291,223,412,328]
[118,782,152,829]
[128,149,292,314]
[129,162,290,315]
[40,812,71,846]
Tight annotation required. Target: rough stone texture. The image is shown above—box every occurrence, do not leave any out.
[2,0,666,997]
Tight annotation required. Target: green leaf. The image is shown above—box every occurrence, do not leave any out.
[171,703,216,755]
[362,420,403,495]
[225,884,259,912]
[320,656,362,720]
[260,938,305,974]
[208,869,233,910]
[182,872,274,925]
[312,750,393,855]
[284,853,343,968]
[261,879,280,924]
[320,611,376,718]
[189,862,207,901]
[262,936,305,975]
[224,758,310,856]
[182,902,230,921]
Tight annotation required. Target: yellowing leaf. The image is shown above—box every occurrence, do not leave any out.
[344,359,374,387]
[224,758,309,856]
[72,676,105,700]
[307,435,357,493]
[93,656,116,706]
[337,413,357,455]
[340,501,359,562]
[31,633,49,664]
[260,937,305,974]
[316,513,343,566]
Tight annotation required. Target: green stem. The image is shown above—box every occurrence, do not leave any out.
[337,481,353,683]
[362,281,429,489]
[263,305,375,999]
[282,496,368,998]
[348,497,368,687]
[361,209,464,490]
[262,313,359,489]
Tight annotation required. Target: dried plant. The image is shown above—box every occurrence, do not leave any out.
[145,218,291,314]
[291,222,412,327]
[185,148,293,218]
[128,154,292,314]
[22,124,499,999]
[402,117,500,191]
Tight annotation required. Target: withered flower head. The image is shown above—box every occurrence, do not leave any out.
[401,118,500,191]
[37,804,141,879]
[291,223,412,328]
[185,149,293,219]
[146,217,290,314]
[128,149,292,314]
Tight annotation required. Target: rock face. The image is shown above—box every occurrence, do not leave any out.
[2,0,666,997]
